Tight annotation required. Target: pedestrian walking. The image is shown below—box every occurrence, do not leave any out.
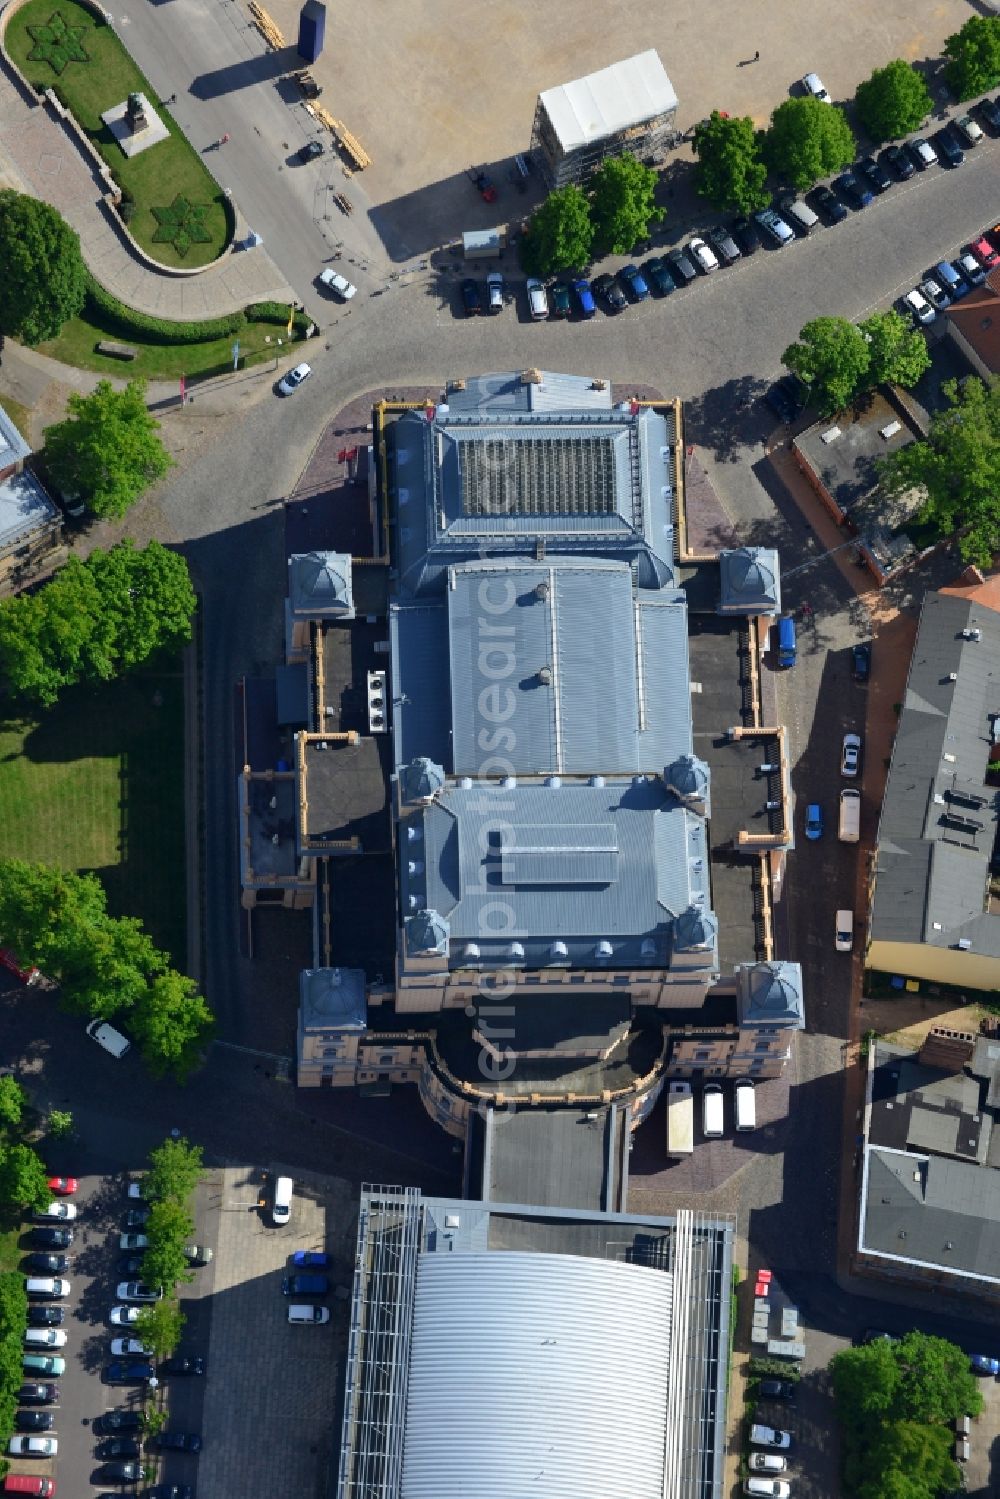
[166,93,176,105]
[753,50,760,62]
[219,132,230,146]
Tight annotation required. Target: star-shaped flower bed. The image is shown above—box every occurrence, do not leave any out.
[151,196,213,258]
[27,11,90,75]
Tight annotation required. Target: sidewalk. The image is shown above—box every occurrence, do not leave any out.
[0,56,293,318]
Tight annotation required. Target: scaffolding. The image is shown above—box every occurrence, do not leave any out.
[530,50,679,187]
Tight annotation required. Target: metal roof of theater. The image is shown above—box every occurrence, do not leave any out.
[401,1250,673,1499]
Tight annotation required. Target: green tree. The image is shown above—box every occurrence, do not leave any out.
[893,1332,983,1424]
[858,310,931,390]
[46,1110,73,1140]
[832,1338,903,1427]
[0,191,86,345]
[764,98,856,190]
[141,1197,195,1291]
[589,153,664,256]
[133,973,214,1081]
[854,61,932,144]
[782,317,871,415]
[876,375,1000,567]
[0,1076,24,1131]
[43,379,173,521]
[521,185,593,276]
[944,15,1000,101]
[0,1143,50,1211]
[692,112,769,213]
[83,541,196,674]
[864,1421,961,1499]
[134,1296,185,1358]
[144,1136,204,1205]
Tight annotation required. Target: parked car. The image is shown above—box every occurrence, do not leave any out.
[126,1181,145,1201]
[25,1280,70,1301]
[593,273,627,311]
[804,804,824,841]
[933,127,964,167]
[7,1437,57,1458]
[841,732,862,778]
[953,113,983,148]
[29,1228,72,1250]
[21,1355,64,1377]
[753,208,794,247]
[758,1379,796,1401]
[549,282,572,318]
[955,252,986,288]
[277,362,312,396]
[934,260,968,301]
[26,1307,63,1328]
[98,1410,144,1432]
[572,277,596,317]
[856,155,891,194]
[161,1353,205,1376]
[731,216,761,255]
[110,1306,142,1327]
[296,139,323,164]
[918,278,950,313]
[749,1424,792,1450]
[98,1438,140,1459]
[908,137,938,170]
[105,1359,154,1384]
[460,278,482,316]
[665,247,698,283]
[900,287,936,326]
[878,144,914,180]
[281,1273,330,1297]
[33,1203,76,1223]
[969,235,1000,270]
[749,1454,787,1473]
[110,1337,153,1357]
[318,268,357,300]
[525,278,549,319]
[642,256,676,295]
[118,1256,143,1277]
[764,374,808,423]
[744,1482,789,1499]
[687,236,720,273]
[154,1431,203,1453]
[801,71,831,103]
[23,1330,66,1349]
[833,172,873,210]
[45,1177,77,1196]
[808,184,847,224]
[118,1234,148,1252]
[14,1411,53,1432]
[290,1250,331,1269]
[970,1354,1000,1375]
[124,1209,149,1229]
[705,225,741,264]
[619,264,650,301]
[17,1383,57,1405]
[116,1282,162,1303]
[486,271,504,313]
[24,1255,69,1276]
[976,95,1000,133]
[860,1328,902,1344]
[100,1461,141,1482]
[182,1246,213,1266]
[852,643,871,682]
[145,1487,194,1499]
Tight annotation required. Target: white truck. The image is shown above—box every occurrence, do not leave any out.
[667,1081,694,1157]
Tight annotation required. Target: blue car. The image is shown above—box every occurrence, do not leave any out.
[619,264,650,301]
[105,1359,154,1384]
[804,805,824,841]
[970,1353,1000,1375]
[572,278,596,318]
[291,1250,331,1269]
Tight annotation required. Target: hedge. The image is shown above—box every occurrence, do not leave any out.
[85,276,245,345]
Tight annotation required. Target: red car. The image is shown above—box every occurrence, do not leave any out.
[970,235,999,269]
[47,1177,78,1196]
[0,949,40,985]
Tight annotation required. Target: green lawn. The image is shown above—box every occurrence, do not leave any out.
[6,0,228,266]
[0,664,186,966]
[38,304,308,380]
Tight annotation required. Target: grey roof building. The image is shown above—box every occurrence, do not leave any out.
[867,590,1000,991]
[717,547,781,616]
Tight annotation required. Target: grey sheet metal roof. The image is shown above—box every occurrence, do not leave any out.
[860,1146,1000,1285]
[400,774,714,969]
[298,966,367,1031]
[717,547,781,616]
[0,403,31,470]
[444,370,614,414]
[870,591,1000,953]
[391,401,674,597]
[288,551,354,619]
[736,961,805,1029]
[389,598,450,772]
[0,469,58,553]
[401,1249,672,1499]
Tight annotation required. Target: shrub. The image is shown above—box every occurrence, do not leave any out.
[84,276,245,345]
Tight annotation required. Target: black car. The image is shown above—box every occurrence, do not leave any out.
[99,1410,144,1433]
[549,282,572,318]
[806,185,847,225]
[119,1255,143,1277]
[460,278,482,316]
[730,216,761,255]
[154,1431,203,1453]
[834,172,874,209]
[593,273,627,312]
[27,1306,64,1328]
[856,155,891,194]
[101,1462,141,1482]
[99,1438,141,1459]
[105,1359,155,1384]
[705,225,741,264]
[161,1353,205,1377]
[879,144,915,180]
[933,127,964,167]
[15,1410,54,1431]
[296,139,324,164]
[860,1327,902,1344]
[24,1254,69,1275]
[853,643,871,682]
[976,95,1000,133]
[17,1382,57,1405]
[30,1227,72,1250]
[642,256,675,295]
[764,374,809,424]
[665,247,697,285]
[124,1209,150,1229]
[145,1487,194,1499]
[758,1379,796,1401]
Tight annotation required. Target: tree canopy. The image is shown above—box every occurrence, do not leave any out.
[876,375,1000,567]
[0,539,196,708]
[0,1143,50,1212]
[43,379,173,520]
[0,191,86,346]
[854,60,933,144]
[144,1136,204,1205]
[0,1077,24,1131]
[764,98,856,190]
[589,153,664,256]
[944,15,1000,101]
[782,318,871,415]
[858,309,931,390]
[692,112,769,214]
[135,1297,185,1358]
[141,1197,195,1293]
[521,185,593,276]
[0,859,213,1079]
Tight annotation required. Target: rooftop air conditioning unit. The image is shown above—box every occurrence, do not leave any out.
[820,426,842,444]
[957,938,972,950]
[367,670,387,734]
[879,421,902,440]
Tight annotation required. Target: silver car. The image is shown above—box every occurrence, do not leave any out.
[277,362,312,396]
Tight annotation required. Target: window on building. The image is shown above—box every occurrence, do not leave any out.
[322,1047,339,1059]
[694,1049,712,1061]
[379,1053,395,1065]
[754,1040,772,1052]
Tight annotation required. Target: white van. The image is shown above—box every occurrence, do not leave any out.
[288,1303,330,1325]
[272,1176,293,1226]
[838,787,861,843]
[702,1083,724,1139]
[836,910,854,952]
[85,1019,131,1058]
[734,1078,756,1132]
